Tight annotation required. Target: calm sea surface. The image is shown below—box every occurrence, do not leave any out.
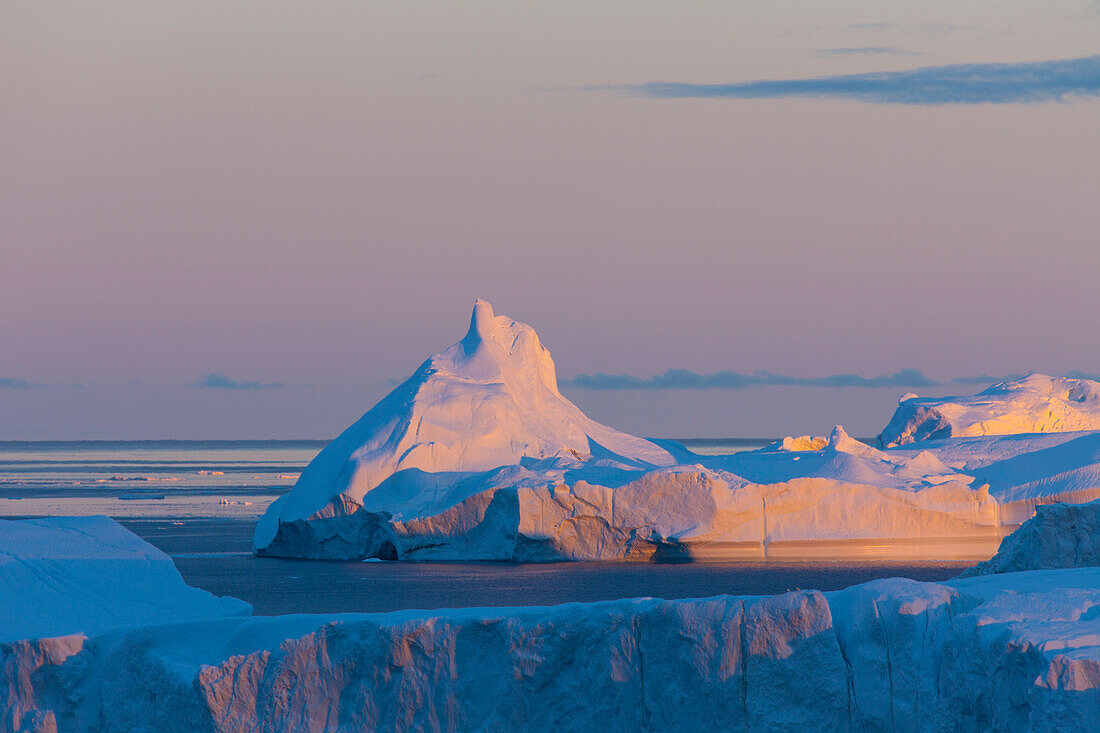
[2,440,967,615]
[0,440,322,499]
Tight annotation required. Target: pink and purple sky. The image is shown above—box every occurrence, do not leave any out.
[2,2,1098,439]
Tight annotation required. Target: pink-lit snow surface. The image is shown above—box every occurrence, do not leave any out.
[255,301,1100,562]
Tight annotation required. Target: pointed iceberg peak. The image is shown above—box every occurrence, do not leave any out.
[255,299,681,552]
[462,298,497,353]
[450,299,557,392]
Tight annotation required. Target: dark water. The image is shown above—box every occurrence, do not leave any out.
[123,519,970,616]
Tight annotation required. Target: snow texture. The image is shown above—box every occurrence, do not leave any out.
[5,513,1100,731]
[254,299,678,554]
[960,499,1100,577]
[0,516,250,644]
[878,374,1100,447]
[886,431,1100,524]
[259,302,1058,562]
[5,567,1100,731]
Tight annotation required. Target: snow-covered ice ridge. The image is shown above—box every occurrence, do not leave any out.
[878,373,1100,447]
[5,517,1100,731]
[255,301,1100,561]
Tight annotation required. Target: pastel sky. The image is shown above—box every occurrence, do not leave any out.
[2,1,1098,439]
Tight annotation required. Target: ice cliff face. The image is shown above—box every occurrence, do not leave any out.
[6,516,1100,731]
[878,374,1100,447]
[6,571,1100,732]
[960,499,1100,577]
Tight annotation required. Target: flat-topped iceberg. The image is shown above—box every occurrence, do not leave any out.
[255,302,1022,562]
[0,516,250,643]
[878,373,1100,447]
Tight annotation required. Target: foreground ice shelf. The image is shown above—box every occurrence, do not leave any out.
[254,300,1100,562]
[3,514,1099,732]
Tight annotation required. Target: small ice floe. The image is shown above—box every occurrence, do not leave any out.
[118,494,166,501]
[6,497,22,500]
[361,557,384,563]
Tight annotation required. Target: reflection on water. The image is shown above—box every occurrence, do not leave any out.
[174,555,970,616]
[124,519,971,616]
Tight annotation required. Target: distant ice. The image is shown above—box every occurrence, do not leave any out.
[878,373,1100,447]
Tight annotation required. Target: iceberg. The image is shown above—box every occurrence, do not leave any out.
[765,434,829,451]
[253,302,1100,562]
[960,498,1100,577]
[254,299,681,559]
[887,431,1100,524]
[0,516,250,644]
[254,301,1016,561]
[878,374,1100,447]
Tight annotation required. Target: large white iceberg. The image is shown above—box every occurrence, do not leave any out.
[255,301,1014,562]
[254,299,680,557]
[878,374,1100,447]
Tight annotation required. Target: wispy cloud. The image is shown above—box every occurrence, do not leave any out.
[594,55,1100,104]
[561,368,942,391]
[0,377,31,390]
[190,373,286,390]
[817,46,923,57]
[848,22,962,36]
[945,374,1021,385]
[559,369,1098,391]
